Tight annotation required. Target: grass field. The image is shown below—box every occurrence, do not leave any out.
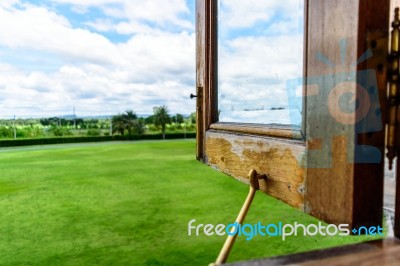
[0,140,381,265]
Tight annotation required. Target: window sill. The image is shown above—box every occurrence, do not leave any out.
[209,122,304,140]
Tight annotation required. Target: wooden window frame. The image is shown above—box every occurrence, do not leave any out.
[196,0,390,228]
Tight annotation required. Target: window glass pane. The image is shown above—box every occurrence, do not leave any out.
[218,0,304,125]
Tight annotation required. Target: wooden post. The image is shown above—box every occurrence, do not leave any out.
[305,0,389,228]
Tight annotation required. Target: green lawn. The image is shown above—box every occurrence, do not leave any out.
[0,140,381,265]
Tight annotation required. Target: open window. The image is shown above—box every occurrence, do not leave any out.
[196,0,389,231]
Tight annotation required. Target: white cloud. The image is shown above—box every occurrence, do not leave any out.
[0,62,18,73]
[220,35,302,80]
[85,19,164,35]
[217,0,304,124]
[0,61,195,117]
[0,0,20,9]
[115,21,160,35]
[70,5,89,14]
[84,18,115,32]
[0,0,304,123]
[52,0,193,30]
[218,34,303,117]
[0,1,196,118]
[218,0,303,122]
[0,5,123,65]
[118,31,195,77]
[107,0,191,27]
[220,0,302,29]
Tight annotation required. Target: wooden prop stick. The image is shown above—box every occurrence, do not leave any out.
[211,169,267,265]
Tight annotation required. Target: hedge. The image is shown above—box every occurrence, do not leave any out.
[0,133,196,148]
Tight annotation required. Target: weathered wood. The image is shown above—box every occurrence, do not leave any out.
[305,0,389,227]
[198,0,388,229]
[304,0,358,225]
[353,0,388,230]
[229,239,400,266]
[195,0,205,89]
[205,130,306,209]
[195,0,206,160]
[210,122,303,140]
[196,0,218,161]
[206,0,218,127]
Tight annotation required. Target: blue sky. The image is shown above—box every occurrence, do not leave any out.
[0,0,303,123]
[0,0,195,118]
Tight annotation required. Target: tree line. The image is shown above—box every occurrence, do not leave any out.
[0,105,196,139]
[112,105,181,139]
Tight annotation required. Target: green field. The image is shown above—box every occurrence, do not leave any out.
[0,140,380,265]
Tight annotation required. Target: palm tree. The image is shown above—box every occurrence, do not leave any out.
[153,105,171,139]
[112,114,126,135]
[135,118,146,135]
[122,110,138,137]
[112,110,142,137]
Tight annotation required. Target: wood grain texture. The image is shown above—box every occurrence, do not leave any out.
[353,0,388,230]
[195,0,205,89]
[391,0,400,240]
[196,0,218,161]
[206,0,218,127]
[209,122,303,140]
[305,137,355,224]
[230,238,400,266]
[198,0,389,229]
[205,130,306,209]
[305,0,389,227]
[195,0,205,160]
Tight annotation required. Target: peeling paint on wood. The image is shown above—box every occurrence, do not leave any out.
[205,130,306,209]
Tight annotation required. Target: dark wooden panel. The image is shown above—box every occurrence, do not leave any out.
[205,0,218,128]
[353,0,389,230]
[196,0,218,161]
[195,0,205,160]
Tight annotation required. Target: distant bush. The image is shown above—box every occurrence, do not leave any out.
[87,129,101,136]
[49,126,72,137]
[0,133,196,147]
[0,126,13,138]
[17,126,46,138]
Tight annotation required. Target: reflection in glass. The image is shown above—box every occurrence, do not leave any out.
[218,0,304,125]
